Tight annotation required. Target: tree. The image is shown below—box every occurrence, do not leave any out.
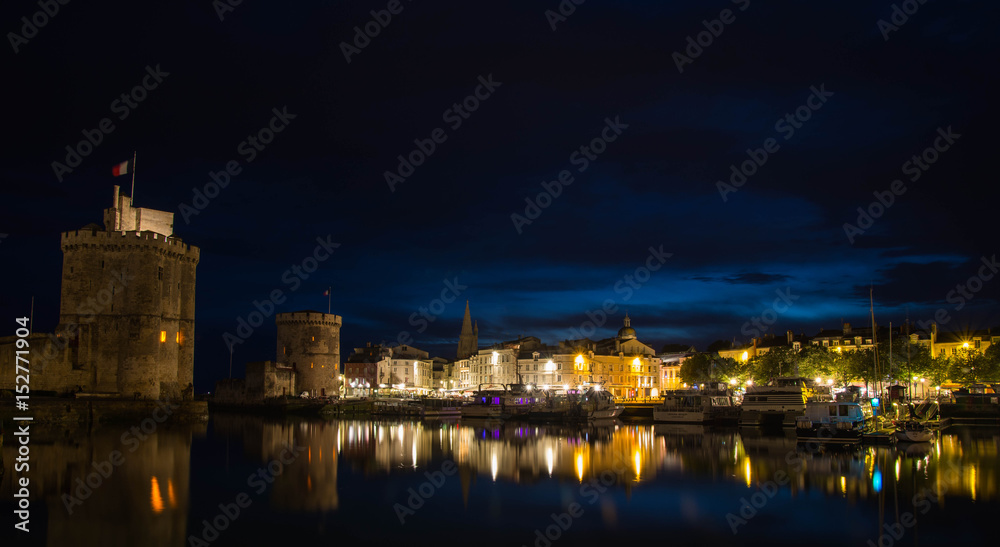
[679,353,714,385]
[798,346,835,380]
[748,347,795,382]
[948,348,996,384]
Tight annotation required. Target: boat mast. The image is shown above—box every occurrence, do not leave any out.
[870,286,880,399]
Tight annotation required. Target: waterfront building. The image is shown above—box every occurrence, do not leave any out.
[377,344,433,395]
[0,185,198,400]
[344,343,385,396]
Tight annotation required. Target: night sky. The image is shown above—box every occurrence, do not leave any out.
[2,0,998,392]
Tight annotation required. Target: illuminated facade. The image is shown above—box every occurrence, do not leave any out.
[376,344,433,395]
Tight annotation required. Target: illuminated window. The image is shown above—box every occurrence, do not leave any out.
[311,363,314,368]
[312,336,315,341]
[160,331,166,343]
[176,332,180,343]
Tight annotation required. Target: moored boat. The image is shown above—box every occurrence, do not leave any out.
[460,384,536,420]
[893,420,934,443]
[653,389,740,424]
[740,377,812,427]
[795,400,875,444]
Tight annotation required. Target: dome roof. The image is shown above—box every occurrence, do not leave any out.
[617,314,637,340]
[617,326,637,340]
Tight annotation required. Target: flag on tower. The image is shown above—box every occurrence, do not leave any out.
[112,160,131,177]
[323,289,330,296]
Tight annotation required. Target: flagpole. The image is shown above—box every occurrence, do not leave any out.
[327,286,332,314]
[130,150,136,201]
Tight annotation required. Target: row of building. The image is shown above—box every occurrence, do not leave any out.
[344,305,1000,398]
[344,304,684,398]
[717,322,999,362]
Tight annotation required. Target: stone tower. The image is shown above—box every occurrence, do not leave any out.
[456,301,478,359]
[58,185,199,399]
[276,311,341,396]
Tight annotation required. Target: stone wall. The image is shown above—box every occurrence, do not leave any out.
[276,311,341,397]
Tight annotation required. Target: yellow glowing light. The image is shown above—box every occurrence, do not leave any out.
[307,476,312,491]
[546,360,556,372]
[744,460,751,487]
[491,452,498,481]
[547,447,554,476]
[746,380,753,386]
[650,388,658,397]
[576,453,584,482]
[730,378,738,385]
[827,379,834,385]
[634,451,641,480]
[840,476,846,494]
[741,351,748,362]
[563,384,570,391]
[815,377,823,384]
[176,332,180,343]
[160,331,166,343]
[151,477,164,513]
[167,479,176,508]
[963,342,970,348]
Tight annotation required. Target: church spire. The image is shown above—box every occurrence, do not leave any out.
[457,301,478,360]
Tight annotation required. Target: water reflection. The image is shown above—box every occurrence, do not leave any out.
[1,422,204,546]
[2,416,996,545]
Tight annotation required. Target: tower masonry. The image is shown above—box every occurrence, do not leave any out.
[276,311,341,396]
[0,185,199,400]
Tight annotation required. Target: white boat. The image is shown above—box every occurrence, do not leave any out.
[460,384,536,420]
[527,387,621,421]
[739,377,812,427]
[653,389,739,424]
[795,401,875,444]
[418,398,462,418]
[894,420,935,443]
[581,388,624,419]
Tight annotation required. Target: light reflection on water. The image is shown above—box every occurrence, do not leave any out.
[1,416,996,546]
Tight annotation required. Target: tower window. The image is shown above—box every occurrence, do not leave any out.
[160,331,166,343]
[176,332,180,343]
[158,267,163,280]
